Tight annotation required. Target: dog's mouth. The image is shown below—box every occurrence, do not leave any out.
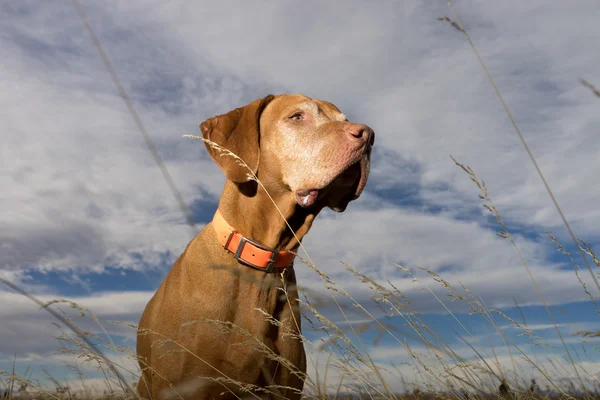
[295,152,371,211]
[295,188,320,208]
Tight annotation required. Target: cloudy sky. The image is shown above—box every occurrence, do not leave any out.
[2,0,600,395]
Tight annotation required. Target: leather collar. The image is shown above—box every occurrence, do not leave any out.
[212,209,297,272]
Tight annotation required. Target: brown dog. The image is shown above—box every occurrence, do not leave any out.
[136,94,374,399]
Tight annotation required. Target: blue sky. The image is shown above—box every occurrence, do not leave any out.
[2,0,600,395]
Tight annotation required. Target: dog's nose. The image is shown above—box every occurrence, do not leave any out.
[348,124,375,147]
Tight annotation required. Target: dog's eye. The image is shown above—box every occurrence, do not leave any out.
[290,113,303,121]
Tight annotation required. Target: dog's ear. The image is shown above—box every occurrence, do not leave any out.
[200,95,275,183]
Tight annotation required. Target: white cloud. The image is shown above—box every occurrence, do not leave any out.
[2,0,598,275]
[0,290,149,356]
[298,204,595,313]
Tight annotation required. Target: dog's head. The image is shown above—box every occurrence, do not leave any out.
[200,94,374,212]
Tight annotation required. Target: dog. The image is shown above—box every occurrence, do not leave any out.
[136,94,374,399]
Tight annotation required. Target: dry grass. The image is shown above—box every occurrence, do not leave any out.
[3,141,600,400]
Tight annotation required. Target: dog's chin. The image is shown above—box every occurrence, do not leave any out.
[294,155,370,212]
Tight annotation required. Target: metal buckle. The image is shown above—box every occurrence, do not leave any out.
[226,232,278,273]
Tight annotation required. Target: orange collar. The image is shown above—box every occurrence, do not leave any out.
[211,209,297,272]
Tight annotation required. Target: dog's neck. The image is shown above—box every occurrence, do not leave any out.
[217,180,321,252]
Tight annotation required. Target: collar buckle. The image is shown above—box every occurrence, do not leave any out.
[226,231,278,273]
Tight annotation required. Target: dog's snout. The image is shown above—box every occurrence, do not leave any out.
[348,124,375,147]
